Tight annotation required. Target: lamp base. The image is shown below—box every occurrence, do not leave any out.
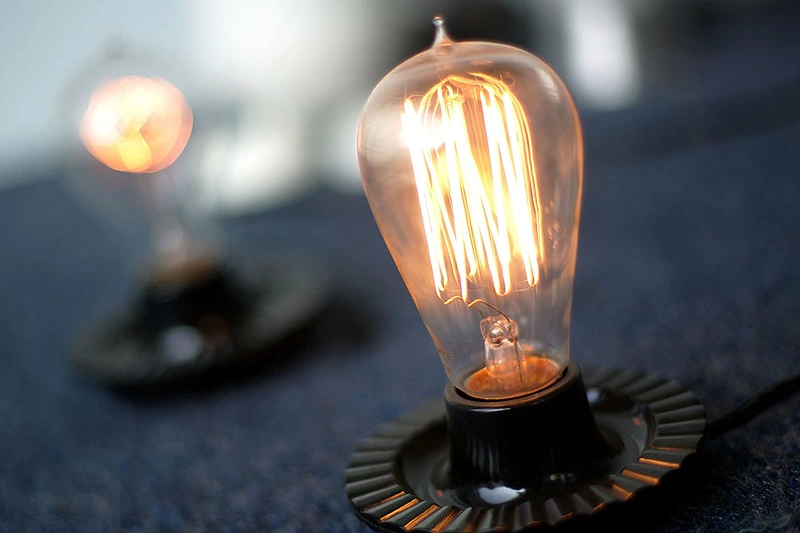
[346,367,706,532]
[71,255,330,388]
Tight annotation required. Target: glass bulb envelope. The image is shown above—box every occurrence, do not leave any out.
[357,23,584,400]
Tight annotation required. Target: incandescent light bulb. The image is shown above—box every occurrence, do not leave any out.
[357,19,583,400]
[348,22,707,532]
[62,46,218,283]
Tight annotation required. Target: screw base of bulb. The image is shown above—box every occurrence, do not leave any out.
[71,255,330,389]
[346,367,707,532]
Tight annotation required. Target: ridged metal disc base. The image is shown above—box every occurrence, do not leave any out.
[346,368,707,532]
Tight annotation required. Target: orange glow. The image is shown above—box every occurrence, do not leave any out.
[638,457,680,468]
[463,354,561,395]
[80,76,193,173]
[402,73,544,302]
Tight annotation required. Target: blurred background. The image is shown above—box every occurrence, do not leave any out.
[2,0,798,211]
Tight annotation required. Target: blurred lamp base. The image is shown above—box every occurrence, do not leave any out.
[346,366,706,532]
[71,254,330,388]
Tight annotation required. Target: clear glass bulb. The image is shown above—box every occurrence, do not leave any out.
[357,19,583,400]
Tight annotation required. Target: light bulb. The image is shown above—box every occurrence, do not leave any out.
[357,18,583,400]
[62,46,218,282]
[78,73,205,278]
[348,22,707,531]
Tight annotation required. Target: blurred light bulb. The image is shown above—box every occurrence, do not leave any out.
[79,74,201,275]
[357,19,583,400]
[62,46,218,284]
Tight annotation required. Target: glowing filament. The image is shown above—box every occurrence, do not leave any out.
[81,76,193,174]
[402,73,544,301]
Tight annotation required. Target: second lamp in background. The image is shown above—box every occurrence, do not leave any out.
[63,47,330,388]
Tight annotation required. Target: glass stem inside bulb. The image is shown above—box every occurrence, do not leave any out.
[136,170,217,285]
[141,172,192,259]
[480,314,526,385]
[443,297,563,398]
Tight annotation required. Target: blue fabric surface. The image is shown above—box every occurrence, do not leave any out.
[1,118,799,532]
[3,13,800,531]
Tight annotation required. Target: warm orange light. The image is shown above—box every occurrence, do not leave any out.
[401,73,544,303]
[358,19,584,398]
[80,76,193,173]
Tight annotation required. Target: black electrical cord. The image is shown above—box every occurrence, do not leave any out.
[707,371,800,438]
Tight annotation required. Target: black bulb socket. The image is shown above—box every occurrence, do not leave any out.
[445,360,611,489]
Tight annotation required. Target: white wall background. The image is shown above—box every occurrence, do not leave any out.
[1,0,769,207]
[0,0,388,207]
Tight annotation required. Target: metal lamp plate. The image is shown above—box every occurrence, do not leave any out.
[346,368,707,532]
[71,256,330,388]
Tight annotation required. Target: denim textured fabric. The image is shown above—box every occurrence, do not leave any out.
[1,116,799,532]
